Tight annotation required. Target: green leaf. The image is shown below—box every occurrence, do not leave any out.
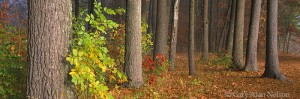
[91,14,95,20]
[97,26,105,32]
[72,49,78,56]
[85,14,90,22]
[81,26,85,31]
[78,40,83,45]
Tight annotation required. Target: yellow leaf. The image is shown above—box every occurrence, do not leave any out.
[69,71,77,76]
[102,66,107,72]
[78,51,84,57]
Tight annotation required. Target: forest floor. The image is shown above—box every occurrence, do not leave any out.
[111,53,300,98]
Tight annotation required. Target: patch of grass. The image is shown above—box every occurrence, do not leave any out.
[209,54,233,69]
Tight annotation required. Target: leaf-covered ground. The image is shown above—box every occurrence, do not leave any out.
[111,53,300,98]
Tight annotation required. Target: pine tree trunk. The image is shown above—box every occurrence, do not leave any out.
[202,0,209,61]
[244,0,262,72]
[27,0,75,98]
[189,0,196,76]
[261,0,287,81]
[226,0,236,55]
[125,0,144,88]
[232,0,245,69]
[170,0,180,71]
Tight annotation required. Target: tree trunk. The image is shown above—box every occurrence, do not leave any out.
[142,0,150,22]
[209,0,216,52]
[232,0,245,69]
[27,0,75,98]
[87,0,95,30]
[286,32,291,54]
[154,0,169,57]
[283,20,290,53]
[75,0,80,18]
[152,0,158,59]
[244,0,262,72]
[261,0,287,81]
[189,0,196,76]
[125,0,144,88]
[218,1,231,53]
[284,30,291,54]
[226,0,236,55]
[170,0,180,71]
[202,0,209,61]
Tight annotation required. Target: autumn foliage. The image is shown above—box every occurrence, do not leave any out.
[143,54,169,85]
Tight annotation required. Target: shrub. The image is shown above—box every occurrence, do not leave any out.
[0,26,27,98]
[66,2,126,98]
[142,55,169,85]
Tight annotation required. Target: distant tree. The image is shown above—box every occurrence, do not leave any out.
[226,0,237,55]
[202,0,209,61]
[189,0,196,75]
[125,0,144,88]
[232,0,245,69]
[278,0,300,54]
[261,0,287,81]
[154,0,169,58]
[169,0,180,71]
[244,0,262,72]
[27,0,75,98]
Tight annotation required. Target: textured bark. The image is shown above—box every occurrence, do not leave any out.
[154,0,169,57]
[226,0,236,55]
[125,0,144,88]
[261,0,286,80]
[170,0,180,71]
[244,0,262,72]
[189,0,196,76]
[27,0,75,98]
[202,0,209,61]
[232,0,245,69]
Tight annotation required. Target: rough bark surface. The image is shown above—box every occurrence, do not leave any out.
[202,0,209,61]
[154,0,169,57]
[125,0,144,88]
[232,0,245,69]
[27,0,75,98]
[261,0,287,81]
[189,0,196,75]
[170,0,180,71]
[244,0,262,72]
[226,0,236,55]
